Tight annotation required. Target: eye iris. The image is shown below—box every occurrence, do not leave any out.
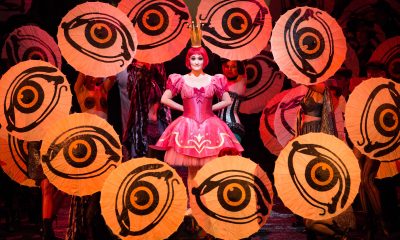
[227,13,248,34]
[68,140,91,162]
[138,6,168,36]
[223,183,245,206]
[306,159,338,191]
[15,82,43,113]
[296,28,324,59]
[86,22,116,48]
[131,186,154,210]
[223,8,251,37]
[311,163,333,186]
[375,104,399,136]
[389,59,400,78]
[64,137,96,168]
[300,33,320,54]
[245,64,259,87]
[24,47,47,61]
[143,10,163,30]
[380,109,398,131]
[218,181,250,211]
[127,182,159,215]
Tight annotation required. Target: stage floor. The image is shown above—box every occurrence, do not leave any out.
[1,194,399,240]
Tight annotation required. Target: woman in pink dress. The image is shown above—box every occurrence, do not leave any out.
[154,46,243,187]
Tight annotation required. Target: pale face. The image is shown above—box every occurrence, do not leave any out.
[190,54,204,71]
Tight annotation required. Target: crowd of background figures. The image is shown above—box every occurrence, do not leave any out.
[0,0,399,239]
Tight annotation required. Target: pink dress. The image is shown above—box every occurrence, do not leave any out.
[155,74,243,166]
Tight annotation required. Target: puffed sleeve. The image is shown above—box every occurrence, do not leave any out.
[212,74,228,99]
[166,74,184,97]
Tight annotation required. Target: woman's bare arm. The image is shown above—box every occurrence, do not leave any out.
[161,89,184,111]
[212,91,232,111]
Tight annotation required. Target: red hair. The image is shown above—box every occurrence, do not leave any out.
[185,47,209,70]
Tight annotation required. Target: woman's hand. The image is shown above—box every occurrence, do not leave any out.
[212,91,232,111]
[161,89,184,111]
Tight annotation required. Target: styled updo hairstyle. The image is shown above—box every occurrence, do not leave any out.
[185,47,209,70]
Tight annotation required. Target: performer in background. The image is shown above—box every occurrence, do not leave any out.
[122,60,170,160]
[218,59,246,142]
[66,73,116,240]
[297,82,356,240]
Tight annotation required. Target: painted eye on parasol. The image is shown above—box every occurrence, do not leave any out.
[130,0,189,48]
[41,125,121,180]
[2,65,68,134]
[115,163,181,236]
[278,94,304,135]
[192,170,271,224]
[287,141,351,216]
[2,25,62,68]
[0,133,36,187]
[357,82,400,159]
[60,13,135,65]
[198,0,269,50]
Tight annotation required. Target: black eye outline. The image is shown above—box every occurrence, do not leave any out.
[191,169,272,225]
[41,125,121,179]
[2,26,62,68]
[277,94,304,136]
[2,64,69,134]
[124,0,190,50]
[283,8,335,83]
[60,11,136,67]
[198,0,270,50]
[1,133,30,183]
[243,50,285,103]
[115,163,181,236]
[357,81,400,160]
[288,140,351,216]
[263,102,279,138]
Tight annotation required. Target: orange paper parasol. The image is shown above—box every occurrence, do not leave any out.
[100,157,186,240]
[274,85,308,147]
[190,155,273,240]
[259,89,290,156]
[40,113,122,196]
[118,0,191,63]
[57,2,137,77]
[0,0,32,22]
[274,132,360,220]
[269,0,334,23]
[345,78,400,162]
[197,0,272,60]
[271,7,347,85]
[239,46,286,114]
[0,60,72,141]
[1,25,62,68]
[0,133,36,187]
[369,36,400,83]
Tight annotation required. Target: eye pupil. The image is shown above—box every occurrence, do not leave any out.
[147,12,161,27]
[134,190,151,206]
[72,143,88,158]
[303,35,317,50]
[94,25,109,40]
[231,16,244,31]
[20,89,35,104]
[315,166,330,182]
[227,186,242,202]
